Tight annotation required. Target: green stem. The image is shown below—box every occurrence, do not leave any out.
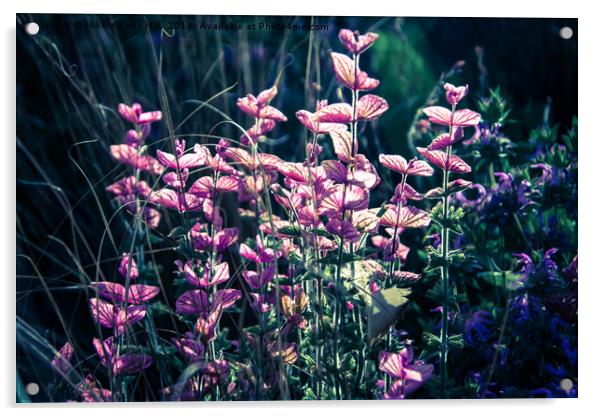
[439,105,455,397]
[333,240,344,400]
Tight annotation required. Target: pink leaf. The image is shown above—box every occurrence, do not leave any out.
[338,29,379,54]
[356,94,388,120]
[330,130,356,163]
[380,206,431,228]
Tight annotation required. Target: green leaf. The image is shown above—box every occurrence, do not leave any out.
[167,225,189,238]
[448,334,465,350]
[310,228,333,238]
[277,225,302,237]
[148,302,172,316]
[423,331,440,347]
[303,388,317,400]
[367,288,411,346]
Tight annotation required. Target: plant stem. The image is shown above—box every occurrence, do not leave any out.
[439,105,455,397]
[333,240,344,399]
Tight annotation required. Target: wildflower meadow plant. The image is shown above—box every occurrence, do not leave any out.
[17,16,577,402]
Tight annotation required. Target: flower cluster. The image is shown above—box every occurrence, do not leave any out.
[106,103,165,227]
[41,26,576,403]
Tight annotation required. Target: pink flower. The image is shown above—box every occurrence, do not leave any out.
[239,236,281,263]
[93,336,152,376]
[51,342,74,376]
[189,223,238,252]
[444,83,469,106]
[78,375,112,402]
[295,205,319,227]
[236,87,287,121]
[90,281,159,305]
[162,169,189,189]
[318,184,370,217]
[118,253,139,280]
[372,228,410,262]
[352,209,380,233]
[296,109,347,136]
[175,260,230,288]
[199,147,238,175]
[142,206,161,228]
[106,176,151,200]
[175,289,210,315]
[314,102,353,124]
[195,304,223,343]
[326,218,360,242]
[320,162,353,186]
[356,94,389,120]
[331,52,380,91]
[89,298,146,336]
[427,127,464,150]
[172,333,205,363]
[223,147,283,171]
[124,125,150,147]
[242,264,276,290]
[391,271,422,285]
[416,147,472,173]
[175,288,240,314]
[380,205,431,228]
[106,178,159,226]
[277,162,310,183]
[188,175,240,198]
[314,95,388,123]
[241,119,277,144]
[391,183,424,204]
[156,143,207,169]
[118,103,162,125]
[149,189,203,212]
[250,293,271,314]
[378,154,434,176]
[212,288,242,309]
[329,130,357,163]
[423,106,481,127]
[281,289,309,329]
[110,144,164,175]
[338,29,379,54]
[378,348,434,399]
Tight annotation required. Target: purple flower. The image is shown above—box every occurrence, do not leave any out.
[110,144,164,175]
[464,310,494,346]
[90,281,159,305]
[118,102,162,125]
[242,264,276,290]
[93,336,153,376]
[443,83,469,106]
[118,253,139,280]
[455,183,487,207]
[378,348,433,399]
[175,260,231,288]
[51,342,74,376]
[338,29,379,54]
[239,236,281,263]
[172,333,205,363]
[89,298,146,336]
[331,52,380,91]
[422,106,480,127]
[149,189,203,213]
[156,141,207,169]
